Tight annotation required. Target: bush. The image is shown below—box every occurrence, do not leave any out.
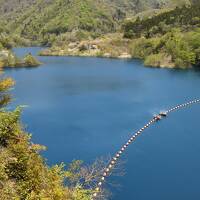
[144,53,165,67]
[129,29,199,68]
[165,30,196,66]
[0,75,98,199]
[0,77,15,107]
[129,37,161,59]
[0,108,94,199]
[23,53,41,67]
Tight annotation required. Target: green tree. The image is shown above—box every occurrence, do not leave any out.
[165,30,195,66]
[0,77,15,107]
[0,74,111,199]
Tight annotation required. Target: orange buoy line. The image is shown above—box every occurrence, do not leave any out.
[91,99,200,199]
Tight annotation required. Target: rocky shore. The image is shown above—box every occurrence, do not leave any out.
[39,34,132,59]
[38,33,193,70]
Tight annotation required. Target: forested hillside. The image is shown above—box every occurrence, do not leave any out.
[123,2,200,38]
[0,0,126,44]
[0,0,190,44]
[123,1,200,68]
[0,0,37,19]
[0,0,199,68]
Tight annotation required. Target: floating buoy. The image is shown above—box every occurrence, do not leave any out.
[159,111,167,117]
[92,99,200,199]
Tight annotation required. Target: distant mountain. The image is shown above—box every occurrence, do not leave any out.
[0,0,190,44]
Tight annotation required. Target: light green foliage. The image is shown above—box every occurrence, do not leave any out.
[72,186,91,200]
[0,34,13,49]
[0,76,98,200]
[1,0,198,69]
[23,53,41,67]
[0,33,34,68]
[5,0,117,44]
[0,33,31,49]
[184,28,200,62]
[164,30,196,66]
[65,160,83,185]
[0,77,15,107]
[0,49,41,68]
[0,0,188,45]
[129,37,160,59]
[144,53,166,67]
[124,1,200,68]
[0,108,93,199]
[123,2,200,39]
[130,28,200,68]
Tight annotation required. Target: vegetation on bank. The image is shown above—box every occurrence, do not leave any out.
[39,26,200,69]
[123,2,200,39]
[0,109,95,199]
[129,29,200,68]
[37,1,200,69]
[122,1,200,68]
[0,72,111,199]
[0,77,15,107]
[0,30,113,200]
[1,0,200,69]
[0,50,41,68]
[23,53,42,67]
[0,30,32,48]
[0,34,41,68]
[39,33,131,59]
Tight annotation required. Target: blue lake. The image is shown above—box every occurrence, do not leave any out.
[5,47,200,200]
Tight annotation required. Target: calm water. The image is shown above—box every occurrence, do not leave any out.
[5,47,200,200]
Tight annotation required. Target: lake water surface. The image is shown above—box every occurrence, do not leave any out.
[5,47,200,200]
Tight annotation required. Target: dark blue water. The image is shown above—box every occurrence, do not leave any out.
[5,47,200,200]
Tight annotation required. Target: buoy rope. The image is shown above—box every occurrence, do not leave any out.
[91,99,200,199]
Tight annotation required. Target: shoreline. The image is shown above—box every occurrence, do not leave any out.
[38,49,185,69]
[39,51,133,60]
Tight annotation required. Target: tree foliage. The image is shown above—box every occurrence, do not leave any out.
[129,28,200,68]
[125,2,200,68]
[123,3,200,39]
[0,72,112,199]
[0,103,94,200]
[0,0,189,45]
[0,77,14,107]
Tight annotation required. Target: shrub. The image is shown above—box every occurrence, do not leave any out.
[23,53,41,67]
[165,30,196,66]
[0,108,94,199]
[144,53,166,67]
[129,37,161,59]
